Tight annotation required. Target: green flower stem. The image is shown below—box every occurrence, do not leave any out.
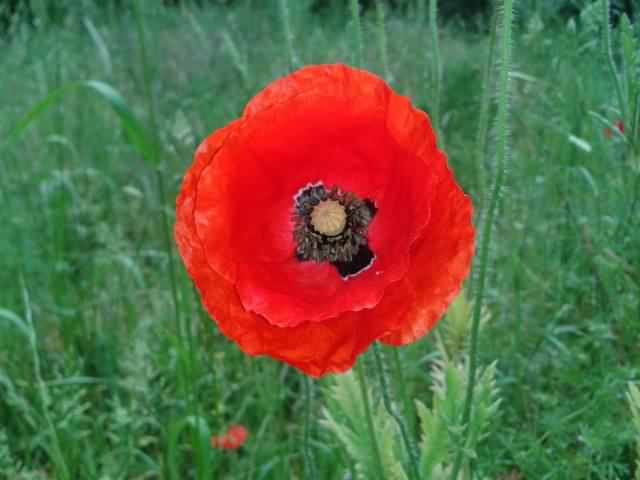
[373,343,421,480]
[375,0,392,82]
[392,348,416,437]
[473,0,498,207]
[303,375,316,480]
[355,361,386,480]
[133,1,181,340]
[21,278,71,480]
[417,0,426,23]
[279,0,298,71]
[450,0,514,478]
[133,0,159,159]
[602,0,628,122]
[429,0,442,141]
[350,0,363,68]
[156,168,182,339]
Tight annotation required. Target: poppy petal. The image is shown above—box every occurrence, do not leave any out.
[211,424,248,450]
[380,157,475,345]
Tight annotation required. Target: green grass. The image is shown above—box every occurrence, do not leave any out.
[0,1,639,479]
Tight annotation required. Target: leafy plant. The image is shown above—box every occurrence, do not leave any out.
[322,293,501,480]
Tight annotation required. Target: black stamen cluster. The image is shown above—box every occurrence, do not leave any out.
[293,183,377,278]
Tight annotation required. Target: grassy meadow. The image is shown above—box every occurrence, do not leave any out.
[1,0,639,478]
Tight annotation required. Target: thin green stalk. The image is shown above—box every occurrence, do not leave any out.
[350,0,363,68]
[450,0,514,478]
[473,0,499,208]
[355,361,386,480]
[602,0,628,122]
[156,169,182,335]
[303,376,316,480]
[375,0,392,81]
[372,343,421,480]
[133,0,159,156]
[21,277,71,480]
[392,348,416,437]
[429,0,442,141]
[279,0,298,71]
[133,0,181,337]
[417,0,426,23]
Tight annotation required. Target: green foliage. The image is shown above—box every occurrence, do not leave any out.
[322,294,501,480]
[322,371,408,480]
[415,361,499,480]
[418,294,500,480]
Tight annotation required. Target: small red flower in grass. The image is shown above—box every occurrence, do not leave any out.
[604,120,625,138]
[175,64,475,377]
[211,424,248,450]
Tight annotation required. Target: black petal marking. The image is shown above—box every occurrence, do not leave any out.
[332,245,375,278]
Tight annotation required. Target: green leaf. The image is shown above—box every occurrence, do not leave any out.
[415,399,449,478]
[0,307,31,339]
[2,81,158,166]
[321,371,407,480]
[2,84,76,149]
[83,80,158,165]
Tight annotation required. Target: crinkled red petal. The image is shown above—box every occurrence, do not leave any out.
[380,151,475,346]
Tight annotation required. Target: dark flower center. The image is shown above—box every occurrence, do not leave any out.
[293,183,377,278]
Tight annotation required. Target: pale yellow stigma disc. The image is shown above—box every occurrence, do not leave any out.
[310,200,347,236]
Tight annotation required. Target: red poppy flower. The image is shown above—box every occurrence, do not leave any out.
[604,120,625,138]
[175,64,475,377]
[211,424,248,450]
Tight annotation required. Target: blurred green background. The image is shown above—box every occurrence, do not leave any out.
[1,0,639,478]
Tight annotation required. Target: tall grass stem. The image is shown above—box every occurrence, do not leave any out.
[21,277,71,480]
[472,0,499,210]
[602,0,628,122]
[279,0,298,71]
[375,0,392,82]
[350,0,363,67]
[372,342,420,480]
[133,0,181,338]
[303,375,316,480]
[391,348,415,437]
[133,0,159,151]
[449,0,514,477]
[355,361,385,480]
[429,0,442,141]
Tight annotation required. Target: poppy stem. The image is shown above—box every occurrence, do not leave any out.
[374,0,392,83]
[303,375,316,480]
[372,342,421,480]
[349,0,363,67]
[472,0,499,215]
[355,361,386,480]
[156,168,182,340]
[20,276,71,480]
[450,0,514,478]
[392,348,416,439]
[278,0,298,72]
[429,0,442,142]
[602,0,629,123]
